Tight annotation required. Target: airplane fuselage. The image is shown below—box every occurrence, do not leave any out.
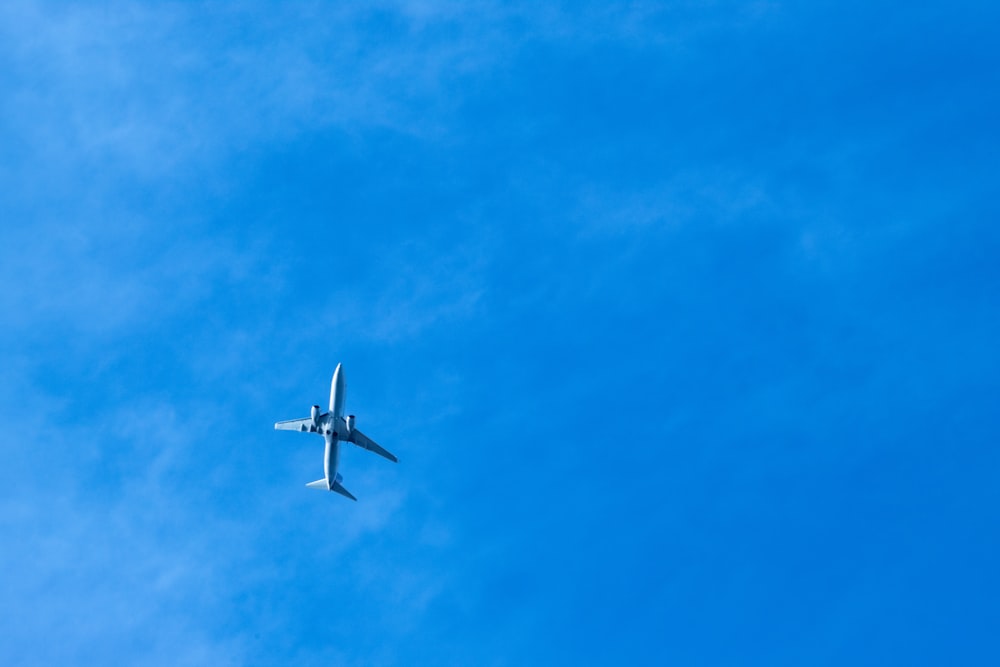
[323,363,347,491]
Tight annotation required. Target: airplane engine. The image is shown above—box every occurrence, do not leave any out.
[345,414,355,434]
[311,404,321,427]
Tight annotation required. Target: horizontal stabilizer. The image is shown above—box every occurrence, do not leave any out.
[331,480,357,501]
[305,478,357,501]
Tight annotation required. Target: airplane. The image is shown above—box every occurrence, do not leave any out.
[274,364,397,500]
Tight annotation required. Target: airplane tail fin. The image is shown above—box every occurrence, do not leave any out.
[305,476,357,501]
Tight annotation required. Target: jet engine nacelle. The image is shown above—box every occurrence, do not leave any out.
[311,404,321,427]
[345,415,355,434]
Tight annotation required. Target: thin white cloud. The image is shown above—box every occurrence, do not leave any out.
[1,1,776,179]
[0,218,278,340]
[0,380,414,664]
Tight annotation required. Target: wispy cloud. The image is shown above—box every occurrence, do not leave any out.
[0,1,779,180]
[0,410,247,664]
[2,1,996,664]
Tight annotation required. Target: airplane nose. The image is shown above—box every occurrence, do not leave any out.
[329,364,346,414]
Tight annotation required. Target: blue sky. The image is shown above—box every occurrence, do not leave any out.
[1,1,998,665]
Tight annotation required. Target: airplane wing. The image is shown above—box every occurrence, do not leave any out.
[348,428,398,463]
[274,418,319,433]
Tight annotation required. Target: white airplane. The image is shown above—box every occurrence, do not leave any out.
[274,364,397,500]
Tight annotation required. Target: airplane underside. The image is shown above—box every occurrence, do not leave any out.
[274,364,397,501]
